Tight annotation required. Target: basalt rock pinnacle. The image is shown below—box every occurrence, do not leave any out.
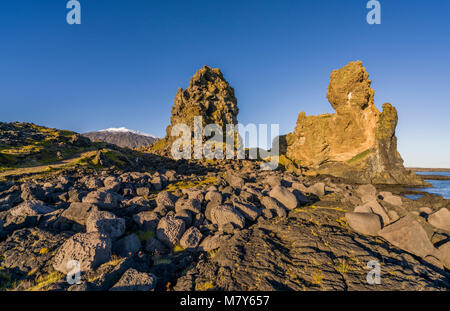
[150,66,239,155]
[284,61,426,186]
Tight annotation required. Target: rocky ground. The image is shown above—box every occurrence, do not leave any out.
[0,158,449,291]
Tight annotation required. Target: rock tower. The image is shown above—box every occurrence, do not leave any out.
[284,61,425,185]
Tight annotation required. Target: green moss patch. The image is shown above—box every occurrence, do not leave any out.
[347,149,373,164]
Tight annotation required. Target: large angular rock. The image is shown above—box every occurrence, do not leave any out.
[205,191,222,206]
[379,215,437,259]
[82,191,120,210]
[183,188,204,201]
[345,212,382,236]
[132,211,160,231]
[179,227,203,249]
[307,182,326,197]
[82,257,134,291]
[151,176,163,191]
[356,184,377,198]
[263,175,282,187]
[156,191,177,208]
[427,208,450,231]
[60,202,98,227]
[9,200,55,217]
[103,176,121,192]
[354,205,372,214]
[156,214,186,247]
[233,201,261,221]
[175,209,193,227]
[86,210,125,240]
[291,182,309,193]
[84,177,104,190]
[20,184,45,201]
[379,192,403,206]
[136,187,151,197]
[67,189,85,203]
[53,232,112,274]
[0,193,21,211]
[210,205,245,230]
[175,198,201,214]
[361,200,390,226]
[226,173,245,189]
[110,268,157,291]
[269,186,298,210]
[198,234,229,252]
[113,234,141,258]
[283,61,426,186]
[259,196,287,218]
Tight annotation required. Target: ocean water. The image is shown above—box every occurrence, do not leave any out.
[406,172,450,199]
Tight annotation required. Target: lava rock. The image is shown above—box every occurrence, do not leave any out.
[10,200,55,217]
[156,214,186,247]
[345,212,382,236]
[145,237,169,255]
[86,210,125,240]
[269,186,298,210]
[379,215,438,259]
[428,208,450,231]
[113,234,141,257]
[60,202,98,228]
[110,268,157,291]
[53,232,112,274]
[180,227,203,249]
[132,211,160,231]
[210,205,245,230]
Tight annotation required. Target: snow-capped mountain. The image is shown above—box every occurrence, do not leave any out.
[98,127,158,139]
[83,127,159,149]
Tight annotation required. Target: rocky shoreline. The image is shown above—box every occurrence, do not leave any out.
[410,168,450,173]
[413,175,450,181]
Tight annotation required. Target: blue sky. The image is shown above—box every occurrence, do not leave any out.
[0,0,449,167]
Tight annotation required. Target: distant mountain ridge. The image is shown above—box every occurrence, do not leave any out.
[83,127,158,149]
[98,127,157,138]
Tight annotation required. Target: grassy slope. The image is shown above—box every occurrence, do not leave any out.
[0,122,154,181]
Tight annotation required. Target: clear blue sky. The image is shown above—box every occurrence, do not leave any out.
[0,0,449,167]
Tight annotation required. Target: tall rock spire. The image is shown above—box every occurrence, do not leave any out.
[150,66,239,156]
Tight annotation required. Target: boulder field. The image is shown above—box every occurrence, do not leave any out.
[0,162,449,291]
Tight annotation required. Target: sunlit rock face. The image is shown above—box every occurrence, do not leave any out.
[284,61,425,185]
